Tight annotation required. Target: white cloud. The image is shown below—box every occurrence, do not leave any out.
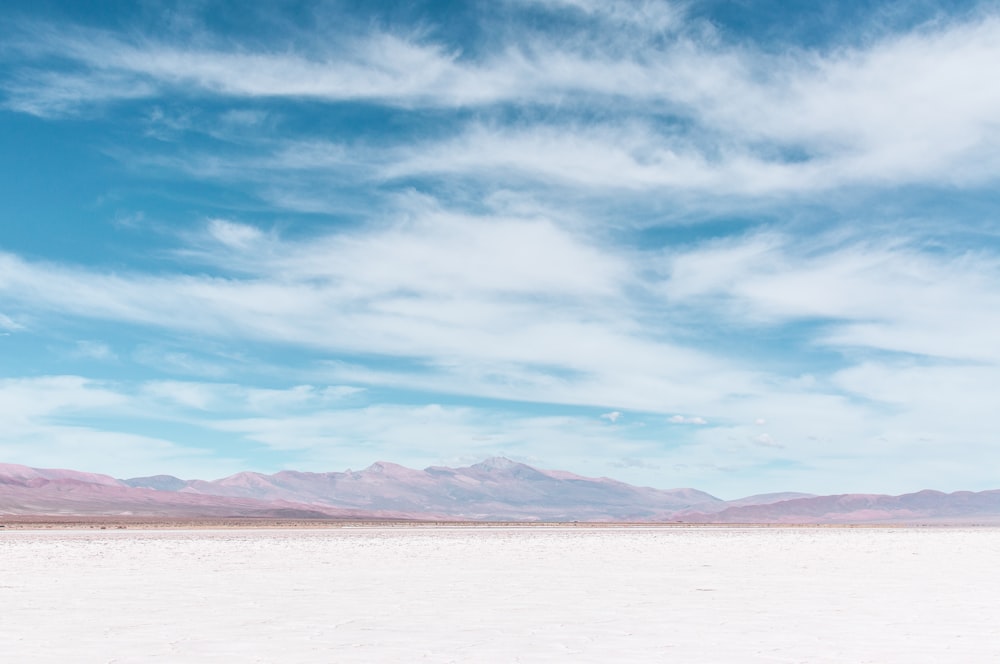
[0,373,684,486]
[0,375,124,422]
[669,415,707,425]
[752,433,781,448]
[2,372,999,496]
[609,456,661,470]
[3,208,998,461]
[206,219,264,249]
[0,376,228,478]
[10,13,1000,194]
[0,376,668,481]
[1,208,758,416]
[205,402,674,479]
[3,28,464,111]
[131,345,235,378]
[141,381,363,415]
[520,0,684,32]
[2,69,157,117]
[601,411,622,423]
[663,232,1000,363]
[0,313,22,331]
[833,361,1000,427]
[73,341,117,361]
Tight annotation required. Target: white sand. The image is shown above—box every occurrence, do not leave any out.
[2,526,999,662]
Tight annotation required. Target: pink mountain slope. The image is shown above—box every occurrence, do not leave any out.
[0,464,424,520]
[127,457,722,521]
[677,489,1000,524]
[0,463,125,487]
[6,459,1000,522]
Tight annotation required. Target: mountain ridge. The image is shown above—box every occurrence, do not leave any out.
[4,458,999,523]
[125,457,721,521]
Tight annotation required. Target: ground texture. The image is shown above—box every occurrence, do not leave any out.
[2,526,998,662]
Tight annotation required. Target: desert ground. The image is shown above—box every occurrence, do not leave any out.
[2,525,998,662]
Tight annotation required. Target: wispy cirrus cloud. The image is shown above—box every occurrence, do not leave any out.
[7,9,1000,196]
[0,376,226,478]
[72,340,118,361]
[0,312,23,332]
[663,232,1000,363]
[0,375,691,488]
[1,26,466,114]
[0,208,752,415]
[669,415,707,425]
[5,211,1000,428]
[516,0,685,32]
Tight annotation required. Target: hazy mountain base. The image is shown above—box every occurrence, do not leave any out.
[4,458,1000,523]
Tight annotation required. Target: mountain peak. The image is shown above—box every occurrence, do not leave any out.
[364,461,408,473]
[361,461,418,479]
[471,456,521,471]
[122,475,187,491]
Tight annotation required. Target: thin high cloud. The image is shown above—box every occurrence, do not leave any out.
[0,210,755,415]
[7,9,1000,195]
[5,369,998,496]
[663,232,1000,363]
[0,376,223,478]
[0,375,685,487]
[4,215,999,399]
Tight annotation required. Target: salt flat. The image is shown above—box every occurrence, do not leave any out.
[2,527,998,662]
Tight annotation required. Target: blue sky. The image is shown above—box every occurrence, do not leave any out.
[2,0,999,497]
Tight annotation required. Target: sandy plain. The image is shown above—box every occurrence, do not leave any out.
[2,526,998,662]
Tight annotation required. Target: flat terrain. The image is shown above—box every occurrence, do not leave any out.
[2,527,998,662]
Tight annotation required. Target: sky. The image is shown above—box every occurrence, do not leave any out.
[1,0,999,498]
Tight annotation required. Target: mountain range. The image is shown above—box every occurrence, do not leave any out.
[3,458,999,524]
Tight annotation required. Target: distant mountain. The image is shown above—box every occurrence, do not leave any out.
[0,463,417,520]
[122,475,188,491]
[678,489,1000,524]
[0,463,124,487]
[121,457,722,521]
[664,492,817,516]
[4,459,1000,523]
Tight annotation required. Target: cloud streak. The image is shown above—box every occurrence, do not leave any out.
[7,10,1000,196]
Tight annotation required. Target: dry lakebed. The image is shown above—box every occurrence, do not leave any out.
[2,525,998,662]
